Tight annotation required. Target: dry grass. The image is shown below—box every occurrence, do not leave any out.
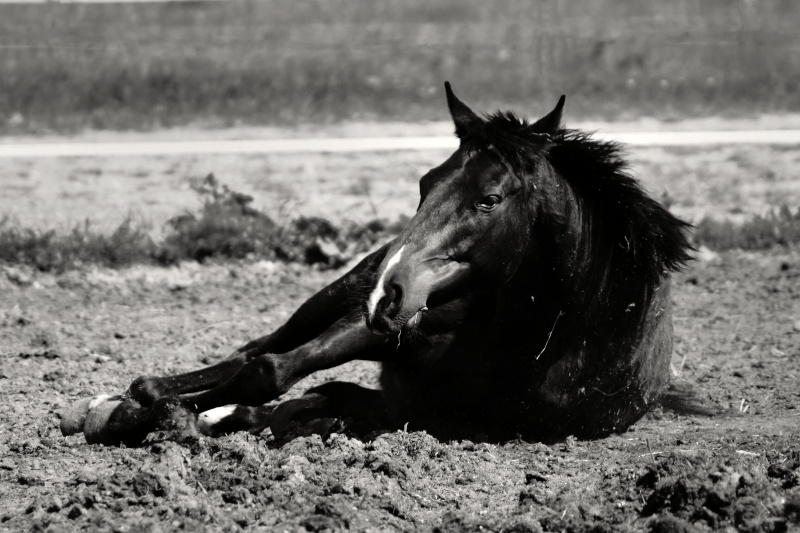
[693,206,800,251]
[0,215,156,272]
[1,0,798,133]
[0,175,398,272]
[0,172,797,273]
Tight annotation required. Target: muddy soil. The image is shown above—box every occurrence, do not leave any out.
[0,246,798,532]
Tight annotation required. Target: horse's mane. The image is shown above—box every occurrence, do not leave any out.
[460,110,693,332]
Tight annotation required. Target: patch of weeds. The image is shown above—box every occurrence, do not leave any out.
[0,175,406,272]
[158,174,282,264]
[0,215,157,273]
[159,174,402,268]
[1,174,410,273]
[2,174,798,273]
[693,205,800,250]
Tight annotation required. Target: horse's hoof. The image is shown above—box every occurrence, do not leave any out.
[60,395,117,437]
[301,417,343,438]
[270,393,338,438]
[83,398,125,445]
[81,397,150,446]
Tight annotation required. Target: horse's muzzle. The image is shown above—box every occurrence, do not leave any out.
[365,281,406,335]
[365,257,471,336]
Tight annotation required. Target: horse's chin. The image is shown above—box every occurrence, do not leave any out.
[403,308,425,330]
[367,306,428,337]
[381,307,427,339]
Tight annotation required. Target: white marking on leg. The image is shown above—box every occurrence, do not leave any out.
[367,245,405,319]
[88,394,113,410]
[197,405,237,433]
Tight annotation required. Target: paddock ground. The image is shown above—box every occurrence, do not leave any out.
[0,140,799,531]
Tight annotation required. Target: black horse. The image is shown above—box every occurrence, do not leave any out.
[61,83,692,445]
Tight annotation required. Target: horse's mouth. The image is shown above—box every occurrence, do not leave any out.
[366,305,427,336]
[401,306,428,332]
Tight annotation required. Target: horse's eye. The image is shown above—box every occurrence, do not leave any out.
[476,195,501,212]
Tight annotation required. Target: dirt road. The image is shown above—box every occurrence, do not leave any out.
[1,129,800,159]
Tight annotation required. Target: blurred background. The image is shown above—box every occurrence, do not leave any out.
[1,0,799,134]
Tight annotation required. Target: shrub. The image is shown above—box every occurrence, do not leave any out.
[0,216,156,272]
[693,206,800,251]
[158,174,397,268]
[3,176,795,274]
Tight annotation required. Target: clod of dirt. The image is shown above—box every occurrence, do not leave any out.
[132,470,170,498]
[640,451,789,531]
[649,515,701,533]
[767,450,800,489]
[18,349,59,359]
[4,266,34,286]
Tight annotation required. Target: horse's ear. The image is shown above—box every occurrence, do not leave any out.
[532,95,566,135]
[444,81,482,138]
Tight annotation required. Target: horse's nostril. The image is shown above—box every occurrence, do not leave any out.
[366,280,405,335]
[387,282,404,314]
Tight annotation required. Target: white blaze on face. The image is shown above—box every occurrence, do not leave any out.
[368,245,406,319]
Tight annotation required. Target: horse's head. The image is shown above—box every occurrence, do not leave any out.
[366,83,565,335]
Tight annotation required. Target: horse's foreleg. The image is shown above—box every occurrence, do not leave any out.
[126,243,392,405]
[184,314,385,414]
[74,314,388,445]
[126,332,280,406]
[269,381,392,439]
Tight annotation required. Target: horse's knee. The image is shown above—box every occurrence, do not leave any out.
[226,355,285,406]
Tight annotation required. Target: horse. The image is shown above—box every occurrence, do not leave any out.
[60,83,692,446]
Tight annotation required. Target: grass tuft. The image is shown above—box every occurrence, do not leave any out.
[158,174,282,264]
[0,216,157,273]
[1,177,797,273]
[0,176,402,273]
[158,174,402,268]
[693,206,800,251]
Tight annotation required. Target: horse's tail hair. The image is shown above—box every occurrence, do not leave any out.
[659,380,727,417]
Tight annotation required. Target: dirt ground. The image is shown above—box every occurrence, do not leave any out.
[0,248,798,532]
[1,136,799,532]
